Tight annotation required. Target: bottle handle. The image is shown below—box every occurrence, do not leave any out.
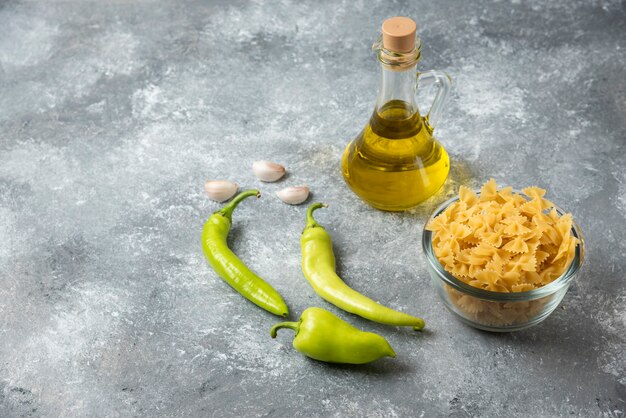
[416,70,452,130]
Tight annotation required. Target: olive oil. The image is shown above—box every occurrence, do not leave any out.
[342,100,450,211]
[341,17,452,211]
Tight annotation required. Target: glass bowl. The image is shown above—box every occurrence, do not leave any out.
[422,193,585,332]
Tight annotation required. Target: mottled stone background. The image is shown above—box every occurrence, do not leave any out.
[1,0,625,416]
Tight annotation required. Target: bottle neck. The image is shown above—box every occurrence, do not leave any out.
[375,64,418,116]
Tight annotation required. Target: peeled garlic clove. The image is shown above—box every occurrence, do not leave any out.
[252,160,286,182]
[204,180,238,202]
[276,186,310,205]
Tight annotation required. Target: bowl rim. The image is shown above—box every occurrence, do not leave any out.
[422,190,585,302]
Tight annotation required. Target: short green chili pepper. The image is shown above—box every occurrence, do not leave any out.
[202,190,289,317]
[301,203,425,330]
[271,307,395,364]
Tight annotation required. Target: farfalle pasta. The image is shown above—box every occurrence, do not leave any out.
[445,286,550,326]
[427,179,580,293]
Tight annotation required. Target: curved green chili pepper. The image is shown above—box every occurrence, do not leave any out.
[202,190,289,317]
[271,307,395,364]
[301,203,425,330]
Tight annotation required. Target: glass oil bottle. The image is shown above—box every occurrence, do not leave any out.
[341,17,452,211]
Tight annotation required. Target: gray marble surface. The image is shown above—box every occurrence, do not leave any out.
[1,0,625,416]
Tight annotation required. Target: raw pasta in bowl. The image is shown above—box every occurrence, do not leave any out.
[422,179,584,331]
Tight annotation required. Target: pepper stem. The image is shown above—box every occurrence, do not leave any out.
[217,189,260,221]
[270,321,300,338]
[305,202,328,229]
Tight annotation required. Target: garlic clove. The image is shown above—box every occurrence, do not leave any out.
[204,180,238,202]
[252,160,286,182]
[276,186,310,205]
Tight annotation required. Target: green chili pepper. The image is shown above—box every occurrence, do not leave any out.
[202,190,289,317]
[301,203,425,330]
[270,307,395,364]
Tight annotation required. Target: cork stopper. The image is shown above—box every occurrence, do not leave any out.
[381,17,417,53]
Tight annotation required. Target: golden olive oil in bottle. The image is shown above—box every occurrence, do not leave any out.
[341,17,451,211]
